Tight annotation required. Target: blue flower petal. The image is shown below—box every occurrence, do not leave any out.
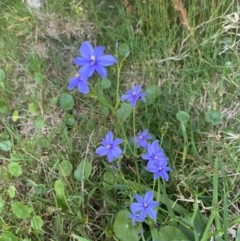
[146,208,157,219]
[111,146,122,158]
[135,194,144,204]
[144,191,153,203]
[106,131,113,144]
[78,80,89,94]
[80,41,94,59]
[130,203,143,213]
[94,46,104,58]
[68,76,79,90]
[79,64,94,80]
[74,56,90,66]
[112,138,123,145]
[95,65,107,78]
[107,151,114,162]
[97,55,117,66]
[96,146,109,156]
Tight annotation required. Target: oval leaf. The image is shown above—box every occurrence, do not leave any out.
[35,116,45,129]
[1,231,18,241]
[8,185,16,198]
[0,140,12,151]
[176,111,190,124]
[64,114,75,126]
[117,103,132,121]
[113,210,140,241]
[11,202,31,220]
[118,43,130,57]
[34,72,44,84]
[31,215,43,230]
[205,110,222,125]
[54,180,65,198]
[8,162,22,177]
[155,226,188,241]
[59,93,74,111]
[58,160,73,176]
[74,161,92,181]
[101,78,112,89]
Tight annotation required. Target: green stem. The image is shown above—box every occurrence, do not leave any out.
[115,64,121,109]
[97,95,133,155]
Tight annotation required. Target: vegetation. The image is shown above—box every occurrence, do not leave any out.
[0,0,239,240]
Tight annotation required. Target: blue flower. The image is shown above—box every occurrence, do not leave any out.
[141,140,165,163]
[95,131,122,162]
[129,191,158,226]
[68,73,89,94]
[146,159,171,181]
[120,85,146,107]
[74,41,117,80]
[136,129,152,149]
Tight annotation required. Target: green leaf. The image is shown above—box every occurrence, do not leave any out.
[145,85,161,105]
[12,110,19,122]
[58,160,73,176]
[1,231,18,241]
[118,43,130,57]
[31,215,43,230]
[54,180,65,198]
[113,210,140,241]
[64,114,75,126]
[100,106,109,118]
[0,101,8,114]
[8,162,22,177]
[101,78,112,89]
[236,225,240,241]
[155,226,188,241]
[28,103,37,113]
[59,93,74,111]
[71,234,91,241]
[35,116,45,129]
[0,69,6,82]
[8,185,16,198]
[0,140,12,151]
[34,72,44,84]
[102,171,118,191]
[11,202,31,220]
[176,111,190,124]
[74,161,92,181]
[0,197,5,213]
[205,110,222,125]
[117,103,132,121]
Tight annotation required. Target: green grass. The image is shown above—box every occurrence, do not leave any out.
[0,0,240,240]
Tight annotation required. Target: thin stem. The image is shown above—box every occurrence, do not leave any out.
[133,108,136,156]
[115,64,121,109]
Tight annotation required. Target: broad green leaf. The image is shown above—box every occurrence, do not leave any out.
[102,171,118,191]
[8,162,22,177]
[8,185,16,198]
[59,93,74,111]
[118,43,130,57]
[155,226,188,240]
[71,234,91,241]
[74,161,92,181]
[145,85,161,105]
[205,110,222,125]
[176,111,190,124]
[0,69,6,81]
[113,210,140,241]
[1,231,18,241]
[34,72,44,84]
[0,140,12,151]
[101,78,111,89]
[0,101,8,114]
[64,114,75,126]
[31,215,43,230]
[11,202,31,220]
[100,106,109,118]
[28,103,37,113]
[35,116,45,129]
[0,197,5,213]
[117,103,132,121]
[54,180,65,198]
[58,160,73,176]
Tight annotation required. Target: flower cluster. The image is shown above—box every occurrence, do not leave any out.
[129,191,158,226]
[68,41,117,94]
